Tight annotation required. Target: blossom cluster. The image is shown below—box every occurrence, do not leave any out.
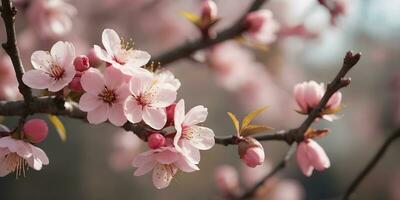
[20,28,215,189]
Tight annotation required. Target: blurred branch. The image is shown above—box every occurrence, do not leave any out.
[214,51,361,146]
[237,144,296,199]
[152,0,267,66]
[342,129,400,200]
[0,0,33,104]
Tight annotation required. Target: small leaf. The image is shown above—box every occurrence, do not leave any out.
[241,106,269,131]
[48,115,67,142]
[241,125,273,137]
[321,105,343,115]
[227,112,240,134]
[180,11,201,27]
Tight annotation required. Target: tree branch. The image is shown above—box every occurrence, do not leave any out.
[237,144,296,199]
[214,51,361,146]
[342,129,400,200]
[0,0,32,104]
[151,0,267,66]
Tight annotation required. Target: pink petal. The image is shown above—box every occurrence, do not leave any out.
[175,155,200,172]
[87,104,109,124]
[151,85,177,108]
[108,104,127,126]
[294,83,307,112]
[79,93,102,112]
[152,164,174,189]
[174,99,186,128]
[129,71,153,96]
[142,107,167,130]
[102,29,121,55]
[116,85,130,104]
[327,92,342,109]
[132,151,154,167]
[0,156,13,177]
[305,81,321,108]
[188,126,215,150]
[81,68,105,95]
[31,50,52,70]
[124,96,143,123]
[306,140,330,171]
[134,159,156,176]
[125,50,151,68]
[30,145,49,165]
[296,142,314,177]
[50,41,75,68]
[104,66,124,90]
[183,105,208,126]
[22,70,51,89]
[154,149,179,164]
[93,45,113,63]
[179,139,201,164]
[47,67,75,92]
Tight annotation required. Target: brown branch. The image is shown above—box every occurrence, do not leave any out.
[151,0,267,66]
[0,0,33,104]
[214,51,361,146]
[237,144,296,199]
[342,129,400,200]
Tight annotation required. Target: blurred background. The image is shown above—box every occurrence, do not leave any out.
[0,0,400,199]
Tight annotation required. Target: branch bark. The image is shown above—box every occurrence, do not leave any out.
[0,0,32,104]
[151,0,267,66]
[342,129,400,200]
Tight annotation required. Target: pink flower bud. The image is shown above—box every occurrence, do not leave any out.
[23,119,48,143]
[87,48,102,68]
[239,137,265,168]
[69,76,83,92]
[244,9,279,45]
[201,0,218,26]
[166,103,176,126]
[296,139,330,177]
[73,55,90,72]
[214,165,239,196]
[293,81,342,114]
[147,133,165,149]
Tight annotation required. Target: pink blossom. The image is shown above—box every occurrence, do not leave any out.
[293,81,342,120]
[23,119,49,143]
[244,9,280,45]
[173,99,215,163]
[238,137,265,168]
[200,0,218,27]
[27,0,77,39]
[109,130,142,171]
[214,165,240,196]
[155,70,181,91]
[94,29,151,75]
[22,41,76,92]
[79,67,130,126]
[147,133,166,149]
[296,139,330,177]
[132,146,199,189]
[0,136,49,177]
[123,71,177,130]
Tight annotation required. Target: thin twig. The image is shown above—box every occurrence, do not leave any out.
[214,51,361,146]
[152,0,267,66]
[342,129,400,200]
[0,0,32,104]
[238,144,297,199]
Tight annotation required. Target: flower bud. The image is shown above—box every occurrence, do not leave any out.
[244,9,279,45]
[23,119,48,143]
[214,165,239,196]
[201,0,218,27]
[166,103,176,126]
[73,55,90,72]
[69,76,83,92]
[147,133,165,149]
[296,139,330,177]
[238,137,265,168]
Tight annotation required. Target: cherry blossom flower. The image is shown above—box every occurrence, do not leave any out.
[79,67,130,126]
[173,99,215,163]
[123,71,177,130]
[132,146,199,189]
[238,137,265,168]
[94,29,151,75]
[27,0,77,39]
[214,165,240,196]
[293,81,342,121]
[22,41,76,92]
[155,70,181,91]
[0,127,49,177]
[244,9,280,45]
[296,139,330,177]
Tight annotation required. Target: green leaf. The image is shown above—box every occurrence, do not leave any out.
[227,112,240,134]
[48,115,67,142]
[241,106,269,131]
[241,125,273,137]
[180,11,200,27]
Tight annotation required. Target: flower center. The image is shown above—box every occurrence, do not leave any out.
[136,92,153,106]
[49,64,65,80]
[98,87,117,104]
[182,127,194,140]
[4,153,27,178]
